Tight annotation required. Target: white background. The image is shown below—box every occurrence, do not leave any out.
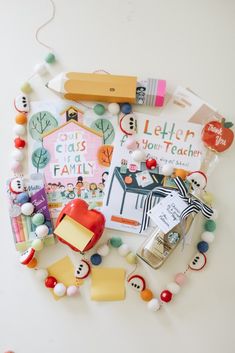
[0,1,235,353]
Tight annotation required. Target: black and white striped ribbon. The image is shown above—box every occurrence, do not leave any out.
[140,176,214,233]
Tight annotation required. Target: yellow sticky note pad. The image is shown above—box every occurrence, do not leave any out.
[47,256,81,300]
[54,215,93,251]
[91,268,126,301]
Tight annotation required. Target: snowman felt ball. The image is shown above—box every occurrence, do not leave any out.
[186,171,207,195]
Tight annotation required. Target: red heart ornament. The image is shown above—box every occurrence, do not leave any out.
[202,120,234,153]
[56,199,105,252]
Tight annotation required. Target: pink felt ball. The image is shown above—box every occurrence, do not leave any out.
[67,285,78,297]
[174,273,187,286]
[125,137,138,151]
[10,160,23,173]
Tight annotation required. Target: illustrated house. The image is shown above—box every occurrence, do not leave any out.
[60,105,84,123]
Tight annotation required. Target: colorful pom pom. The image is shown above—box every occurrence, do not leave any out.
[204,220,216,232]
[90,253,102,265]
[197,241,209,253]
[110,237,123,248]
[140,289,153,302]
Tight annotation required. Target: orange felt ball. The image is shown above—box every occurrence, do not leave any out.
[15,113,27,125]
[140,288,153,302]
[27,257,37,269]
[174,168,188,180]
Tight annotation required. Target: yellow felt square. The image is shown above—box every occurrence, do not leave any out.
[91,268,126,301]
[47,256,82,300]
[54,215,94,251]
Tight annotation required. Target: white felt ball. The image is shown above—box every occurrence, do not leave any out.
[14,124,26,136]
[35,269,48,281]
[147,298,161,312]
[108,103,120,115]
[21,202,34,216]
[162,164,174,176]
[118,244,130,257]
[201,231,215,243]
[34,63,47,76]
[97,244,110,257]
[32,238,44,251]
[166,282,181,294]
[12,149,25,162]
[132,149,146,162]
[53,283,66,297]
[35,224,49,238]
[10,160,23,173]
[210,209,218,221]
[67,285,78,297]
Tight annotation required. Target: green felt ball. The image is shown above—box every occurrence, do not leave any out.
[110,237,123,248]
[94,104,105,116]
[21,82,32,94]
[204,219,216,232]
[32,213,45,226]
[45,52,56,64]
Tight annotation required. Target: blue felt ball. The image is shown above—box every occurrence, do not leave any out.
[121,103,132,114]
[197,241,209,253]
[15,192,30,205]
[90,253,102,266]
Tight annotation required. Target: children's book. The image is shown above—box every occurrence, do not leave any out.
[27,99,118,220]
[42,120,109,220]
[102,111,207,235]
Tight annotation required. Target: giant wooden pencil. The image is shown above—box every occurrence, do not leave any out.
[46,72,166,106]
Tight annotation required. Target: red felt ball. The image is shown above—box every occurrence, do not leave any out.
[160,290,173,303]
[14,137,26,149]
[146,158,157,170]
[45,276,57,288]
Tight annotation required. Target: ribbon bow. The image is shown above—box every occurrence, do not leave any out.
[140,176,213,233]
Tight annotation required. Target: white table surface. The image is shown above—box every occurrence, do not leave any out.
[0,1,235,353]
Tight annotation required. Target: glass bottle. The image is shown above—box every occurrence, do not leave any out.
[137,214,195,269]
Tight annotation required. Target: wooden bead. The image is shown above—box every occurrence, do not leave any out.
[12,149,25,162]
[94,104,105,115]
[14,94,30,113]
[15,113,27,125]
[45,52,56,64]
[45,276,57,288]
[27,257,37,268]
[108,103,120,115]
[174,168,187,180]
[14,124,26,136]
[32,238,44,251]
[21,202,34,216]
[201,231,215,243]
[174,273,187,285]
[160,290,173,303]
[20,82,32,94]
[166,282,180,294]
[53,283,66,297]
[147,298,161,312]
[146,158,157,170]
[162,164,174,176]
[140,289,153,302]
[35,224,49,238]
[125,252,138,264]
[14,137,26,149]
[118,244,130,256]
[128,274,146,292]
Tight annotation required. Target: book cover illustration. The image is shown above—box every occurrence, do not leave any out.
[42,120,109,219]
[102,112,206,234]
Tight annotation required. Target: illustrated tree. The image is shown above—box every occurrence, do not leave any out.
[97,145,114,167]
[32,148,50,173]
[29,111,57,172]
[29,111,58,141]
[91,119,115,145]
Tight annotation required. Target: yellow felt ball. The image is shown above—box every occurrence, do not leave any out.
[32,238,44,251]
[126,252,138,264]
[21,82,32,94]
[140,288,153,302]
[27,257,37,268]
[202,192,214,204]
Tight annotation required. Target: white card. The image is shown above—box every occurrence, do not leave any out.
[148,191,188,233]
